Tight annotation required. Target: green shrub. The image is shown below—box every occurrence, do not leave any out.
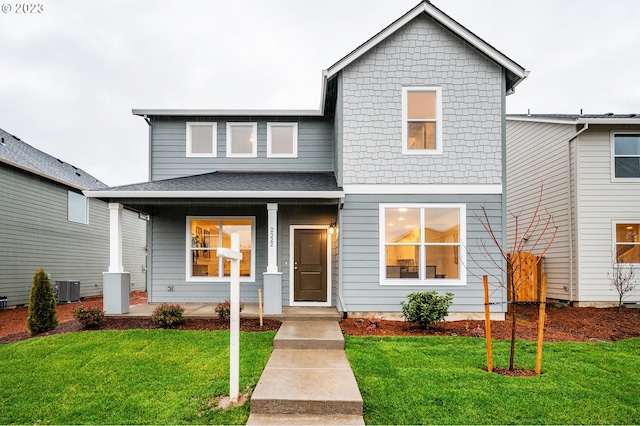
[214,300,244,320]
[26,269,59,335]
[400,291,454,329]
[151,304,185,328]
[72,305,105,328]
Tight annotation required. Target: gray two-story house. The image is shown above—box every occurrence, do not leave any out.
[87,1,527,318]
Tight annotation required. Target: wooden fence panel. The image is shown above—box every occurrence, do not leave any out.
[508,252,543,302]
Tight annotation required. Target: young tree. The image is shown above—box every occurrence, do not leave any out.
[608,260,637,312]
[26,269,58,335]
[472,185,557,371]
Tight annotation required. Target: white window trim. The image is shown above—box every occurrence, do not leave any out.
[186,122,217,158]
[401,86,443,155]
[379,203,466,286]
[68,190,88,224]
[610,131,640,182]
[226,122,257,158]
[289,225,332,307]
[185,216,256,283]
[267,122,298,158]
[612,220,640,265]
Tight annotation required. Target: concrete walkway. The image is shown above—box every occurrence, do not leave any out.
[247,319,364,425]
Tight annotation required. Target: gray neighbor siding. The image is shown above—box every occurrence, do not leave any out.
[0,164,146,307]
[506,120,576,300]
[150,117,334,181]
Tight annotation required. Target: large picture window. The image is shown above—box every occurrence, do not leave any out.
[186,122,216,157]
[187,217,255,281]
[401,87,442,155]
[615,223,640,263]
[612,133,640,179]
[380,204,465,284]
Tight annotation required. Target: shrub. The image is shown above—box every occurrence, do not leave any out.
[214,300,245,320]
[151,304,185,328]
[26,269,59,335]
[72,305,105,328]
[400,291,454,329]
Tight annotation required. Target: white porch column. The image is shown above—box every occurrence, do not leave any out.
[263,203,282,315]
[108,203,124,273]
[267,203,278,273]
[104,203,129,314]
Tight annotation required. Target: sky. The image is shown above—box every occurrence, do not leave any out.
[1,0,639,187]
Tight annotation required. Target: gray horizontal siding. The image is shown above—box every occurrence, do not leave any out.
[0,164,146,307]
[340,193,506,313]
[150,117,334,181]
[506,120,575,300]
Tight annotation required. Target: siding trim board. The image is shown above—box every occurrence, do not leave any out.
[344,184,502,195]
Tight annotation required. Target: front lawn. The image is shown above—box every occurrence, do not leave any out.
[0,329,275,425]
[346,336,640,425]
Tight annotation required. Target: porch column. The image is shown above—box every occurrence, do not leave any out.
[267,203,278,273]
[103,203,130,314]
[263,203,282,315]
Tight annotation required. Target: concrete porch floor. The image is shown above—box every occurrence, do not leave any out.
[108,303,342,321]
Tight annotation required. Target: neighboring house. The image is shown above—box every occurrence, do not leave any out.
[86,2,527,317]
[0,128,147,307]
[506,114,640,306]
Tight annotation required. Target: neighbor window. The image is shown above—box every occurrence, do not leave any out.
[226,123,257,157]
[187,217,255,281]
[267,122,298,158]
[380,204,465,284]
[615,223,640,263]
[612,133,640,179]
[402,87,442,155]
[186,122,217,157]
[68,191,88,224]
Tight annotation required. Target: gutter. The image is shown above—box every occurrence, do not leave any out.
[566,123,589,302]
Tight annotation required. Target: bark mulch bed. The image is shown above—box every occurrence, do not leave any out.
[2,293,639,345]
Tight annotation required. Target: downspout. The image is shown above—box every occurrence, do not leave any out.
[567,123,589,303]
[143,115,153,301]
[337,198,347,317]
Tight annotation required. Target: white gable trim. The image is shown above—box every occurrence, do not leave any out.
[343,184,501,195]
[325,2,527,81]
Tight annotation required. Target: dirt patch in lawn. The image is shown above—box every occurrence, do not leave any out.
[2,294,639,344]
[340,304,640,342]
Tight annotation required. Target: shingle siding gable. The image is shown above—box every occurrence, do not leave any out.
[340,13,503,185]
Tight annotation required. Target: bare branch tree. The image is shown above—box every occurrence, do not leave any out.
[608,259,637,312]
[470,184,558,371]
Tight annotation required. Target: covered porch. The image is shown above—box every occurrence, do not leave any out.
[85,171,344,315]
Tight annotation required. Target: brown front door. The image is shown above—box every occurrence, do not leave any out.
[293,228,327,302]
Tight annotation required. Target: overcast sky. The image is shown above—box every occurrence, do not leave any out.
[1,0,639,186]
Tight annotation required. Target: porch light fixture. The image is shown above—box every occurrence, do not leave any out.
[328,221,338,235]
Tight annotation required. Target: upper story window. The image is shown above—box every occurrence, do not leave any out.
[187,216,255,282]
[227,123,257,158]
[186,122,217,157]
[612,133,640,179]
[615,223,640,263]
[380,204,466,285]
[68,191,88,224]
[402,87,443,155]
[267,122,298,158]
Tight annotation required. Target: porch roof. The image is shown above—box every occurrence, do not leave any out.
[84,171,344,199]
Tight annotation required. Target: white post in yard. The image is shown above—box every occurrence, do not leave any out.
[217,233,242,404]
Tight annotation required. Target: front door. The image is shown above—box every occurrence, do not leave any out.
[293,228,327,302]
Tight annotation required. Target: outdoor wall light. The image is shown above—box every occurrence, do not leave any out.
[328,221,338,235]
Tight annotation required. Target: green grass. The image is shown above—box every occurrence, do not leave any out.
[0,329,275,425]
[346,336,640,425]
